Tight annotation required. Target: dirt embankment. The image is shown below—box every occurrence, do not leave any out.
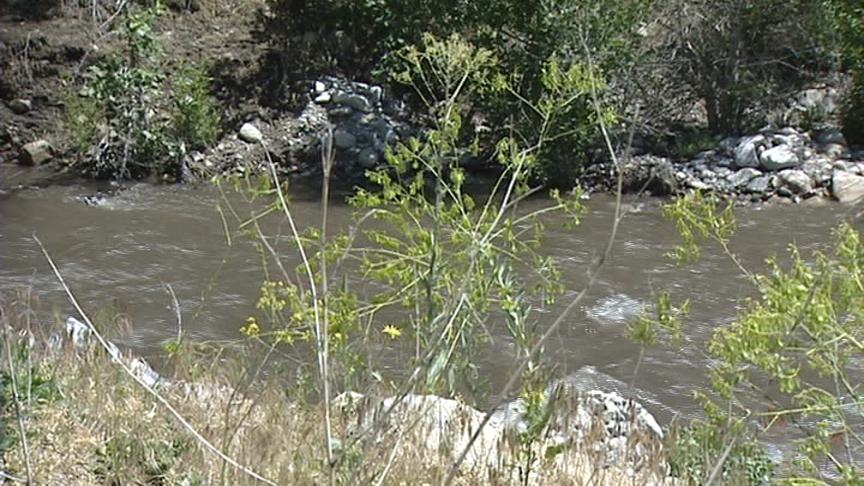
[0,0,274,186]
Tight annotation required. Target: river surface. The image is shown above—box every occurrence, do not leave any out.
[0,168,857,463]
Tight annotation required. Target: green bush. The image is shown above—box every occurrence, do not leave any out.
[65,3,221,180]
[663,194,864,483]
[264,0,651,188]
[827,0,864,145]
[172,63,221,150]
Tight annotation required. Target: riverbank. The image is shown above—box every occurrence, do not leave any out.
[3,2,863,206]
[0,293,673,485]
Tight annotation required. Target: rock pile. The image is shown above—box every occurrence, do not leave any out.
[301,76,413,179]
[583,125,864,203]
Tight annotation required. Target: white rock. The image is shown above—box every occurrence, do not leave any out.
[728,167,762,187]
[760,145,800,171]
[314,92,332,104]
[777,169,813,195]
[65,316,91,348]
[832,171,864,203]
[734,135,765,168]
[8,98,31,114]
[314,80,326,94]
[238,123,263,144]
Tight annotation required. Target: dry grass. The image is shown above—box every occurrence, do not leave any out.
[0,290,672,485]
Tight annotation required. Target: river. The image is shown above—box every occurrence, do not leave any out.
[0,168,855,465]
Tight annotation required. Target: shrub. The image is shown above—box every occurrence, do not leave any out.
[172,63,221,151]
[65,3,222,180]
[263,0,651,188]
[663,193,864,483]
[652,0,835,135]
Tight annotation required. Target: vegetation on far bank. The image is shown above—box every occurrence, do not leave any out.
[2,0,863,186]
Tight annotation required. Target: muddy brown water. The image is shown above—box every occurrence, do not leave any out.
[0,170,857,464]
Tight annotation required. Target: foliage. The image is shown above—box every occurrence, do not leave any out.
[652,0,835,134]
[65,2,221,180]
[224,34,589,405]
[824,0,864,145]
[669,411,775,485]
[94,436,187,484]
[664,194,864,483]
[264,0,649,187]
[172,63,221,150]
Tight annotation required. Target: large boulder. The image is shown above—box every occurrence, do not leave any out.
[832,171,864,204]
[621,155,678,196]
[734,135,765,168]
[777,169,813,195]
[18,140,53,165]
[760,145,801,171]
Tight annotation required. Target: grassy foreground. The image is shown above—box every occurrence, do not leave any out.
[0,291,671,485]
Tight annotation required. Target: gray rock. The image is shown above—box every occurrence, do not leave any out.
[816,128,846,146]
[357,148,378,168]
[734,135,765,168]
[822,143,848,158]
[760,145,800,171]
[8,98,31,114]
[333,92,372,112]
[777,169,813,195]
[238,123,263,143]
[728,167,762,188]
[327,107,354,118]
[746,175,772,194]
[621,155,678,196]
[832,171,864,203]
[718,137,739,156]
[796,87,838,114]
[18,140,53,165]
[333,129,356,149]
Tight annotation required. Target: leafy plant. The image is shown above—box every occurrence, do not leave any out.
[65,2,222,180]
[663,193,864,483]
[172,63,221,150]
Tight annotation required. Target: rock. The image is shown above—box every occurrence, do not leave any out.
[728,168,762,188]
[621,155,678,196]
[357,148,378,168]
[333,129,356,149]
[65,316,91,348]
[734,135,765,168]
[832,171,864,203]
[822,143,848,158]
[314,80,326,94]
[777,169,813,195]
[746,175,772,194]
[718,137,739,157]
[760,145,800,171]
[816,128,846,146]
[238,123,263,144]
[333,92,373,112]
[8,98,31,114]
[341,393,501,471]
[314,92,332,104]
[18,140,53,165]
[795,87,838,114]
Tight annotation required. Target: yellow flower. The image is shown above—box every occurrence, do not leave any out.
[382,325,402,339]
[240,316,261,337]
